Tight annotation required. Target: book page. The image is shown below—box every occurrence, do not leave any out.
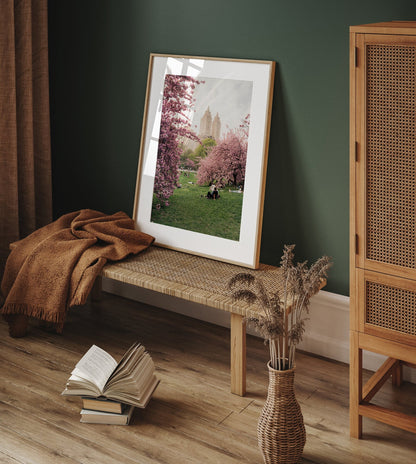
[105,377,159,408]
[106,343,145,387]
[72,345,118,393]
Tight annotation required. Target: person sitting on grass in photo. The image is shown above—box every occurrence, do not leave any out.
[205,185,220,200]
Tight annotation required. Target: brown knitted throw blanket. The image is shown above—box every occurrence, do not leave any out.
[0,209,154,330]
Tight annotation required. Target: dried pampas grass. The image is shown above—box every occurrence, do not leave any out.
[228,245,332,371]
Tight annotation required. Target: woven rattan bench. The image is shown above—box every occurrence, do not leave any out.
[95,245,292,397]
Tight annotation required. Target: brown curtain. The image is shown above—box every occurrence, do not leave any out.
[0,0,52,276]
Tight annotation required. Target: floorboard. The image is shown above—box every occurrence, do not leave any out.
[0,292,415,464]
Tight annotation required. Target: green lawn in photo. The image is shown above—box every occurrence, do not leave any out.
[151,172,244,241]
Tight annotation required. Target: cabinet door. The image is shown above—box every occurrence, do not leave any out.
[354,33,416,280]
[357,269,416,346]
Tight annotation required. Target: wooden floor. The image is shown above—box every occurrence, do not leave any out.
[0,293,415,464]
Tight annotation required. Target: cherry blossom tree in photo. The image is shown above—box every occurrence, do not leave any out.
[197,115,250,188]
[154,74,200,207]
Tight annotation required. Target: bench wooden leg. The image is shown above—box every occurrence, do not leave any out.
[4,314,28,338]
[230,313,246,396]
[91,275,102,302]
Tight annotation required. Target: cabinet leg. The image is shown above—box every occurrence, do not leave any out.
[392,361,403,387]
[350,330,363,438]
[230,313,246,396]
[4,314,28,338]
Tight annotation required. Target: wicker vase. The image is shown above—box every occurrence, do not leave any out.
[257,362,306,464]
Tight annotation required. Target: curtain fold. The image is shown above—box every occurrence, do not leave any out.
[0,0,52,276]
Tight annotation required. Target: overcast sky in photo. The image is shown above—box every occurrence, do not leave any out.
[190,77,253,138]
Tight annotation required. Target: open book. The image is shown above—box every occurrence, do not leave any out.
[62,342,159,408]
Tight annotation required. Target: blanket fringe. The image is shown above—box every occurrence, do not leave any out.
[1,303,66,325]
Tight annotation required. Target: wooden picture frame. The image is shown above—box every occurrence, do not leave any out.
[133,53,275,268]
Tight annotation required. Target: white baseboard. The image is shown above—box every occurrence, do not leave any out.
[103,278,415,383]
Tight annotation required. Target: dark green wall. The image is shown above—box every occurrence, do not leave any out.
[48,0,416,296]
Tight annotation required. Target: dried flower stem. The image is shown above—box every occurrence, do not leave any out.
[229,246,331,371]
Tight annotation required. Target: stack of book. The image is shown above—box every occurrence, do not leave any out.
[80,398,135,425]
[62,342,159,425]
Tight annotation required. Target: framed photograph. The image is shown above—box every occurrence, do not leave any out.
[133,54,275,268]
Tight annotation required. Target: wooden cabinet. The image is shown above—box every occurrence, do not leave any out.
[350,22,416,438]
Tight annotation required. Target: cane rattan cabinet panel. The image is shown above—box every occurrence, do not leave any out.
[357,269,416,347]
[350,22,416,439]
